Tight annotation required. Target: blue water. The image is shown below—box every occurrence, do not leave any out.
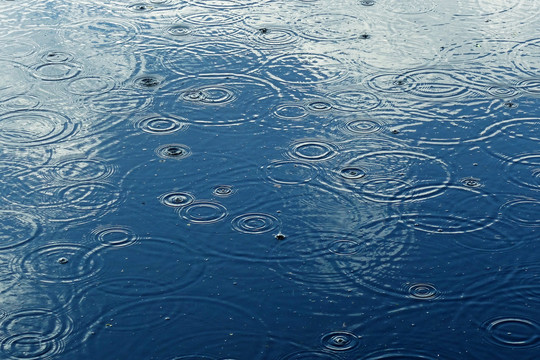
[0,1,539,359]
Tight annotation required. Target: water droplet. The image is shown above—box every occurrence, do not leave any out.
[339,167,366,180]
[57,257,68,264]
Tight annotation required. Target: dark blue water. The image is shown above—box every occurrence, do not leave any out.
[0,1,539,359]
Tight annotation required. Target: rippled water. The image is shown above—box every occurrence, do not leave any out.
[1,1,539,359]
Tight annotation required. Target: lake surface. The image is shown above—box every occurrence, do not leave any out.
[0,1,539,359]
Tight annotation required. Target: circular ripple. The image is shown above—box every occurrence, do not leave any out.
[185,0,269,8]
[321,331,359,351]
[306,99,333,112]
[128,2,154,12]
[213,185,234,197]
[66,76,116,96]
[0,211,41,250]
[339,167,367,180]
[510,39,540,77]
[296,13,370,42]
[400,69,471,101]
[168,73,279,126]
[231,213,279,234]
[161,41,262,75]
[484,318,540,348]
[181,12,243,26]
[407,283,440,300]
[505,154,540,190]
[281,351,338,360]
[345,119,383,134]
[0,109,78,146]
[95,236,204,297]
[52,158,115,182]
[137,115,187,134]
[155,144,191,160]
[92,226,139,248]
[500,198,540,227]
[166,24,191,36]
[0,333,63,360]
[83,296,268,359]
[0,60,32,101]
[40,51,74,63]
[0,309,71,359]
[517,79,540,95]
[60,18,139,47]
[328,89,381,112]
[273,103,308,120]
[159,192,195,208]
[181,85,235,104]
[16,243,103,284]
[272,223,410,296]
[251,26,298,48]
[366,73,416,93]
[31,62,81,81]
[383,0,436,14]
[399,185,499,234]
[86,89,152,114]
[133,74,163,89]
[0,95,41,110]
[361,349,438,359]
[180,201,228,224]
[264,160,318,185]
[345,150,450,202]
[288,139,338,162]
[263,53,347,85]
[328,240,362,255]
